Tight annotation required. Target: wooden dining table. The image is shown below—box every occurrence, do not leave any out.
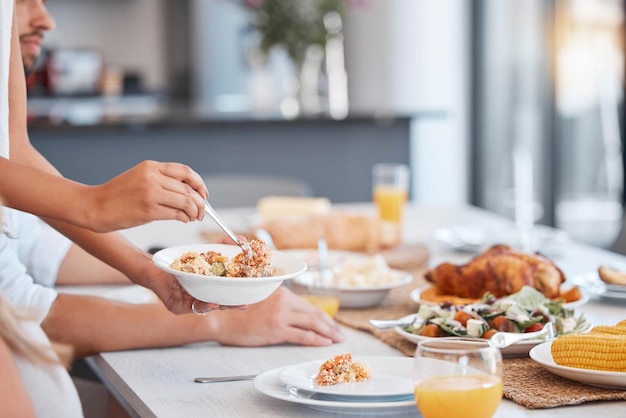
[68,203,626,417]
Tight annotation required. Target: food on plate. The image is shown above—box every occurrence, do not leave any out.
[170,239,273,278]
[424,245,566,299]
[314,353,372,386]
[551,322,626,372]
[598,265,626,286]
[258,211,399,252]
[403,286,588,340]
[334,255,397,286]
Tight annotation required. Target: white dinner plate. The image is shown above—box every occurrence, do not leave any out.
[410,284,589,309]
[529,341,626,389]
[276,356,413,401]
[281,249,367,271]
[571,272,626,301]
[254,366,417,415]
[393,314,549,357]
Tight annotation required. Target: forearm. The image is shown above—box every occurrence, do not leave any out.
[56,244,131,285]
[41,294,214,358]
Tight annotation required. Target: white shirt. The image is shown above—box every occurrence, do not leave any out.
[11,209,72,287]
[0,0,13,158]
[0,209,58,323]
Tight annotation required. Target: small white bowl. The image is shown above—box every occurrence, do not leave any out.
[153,244,307,306]
[293,270,413,308]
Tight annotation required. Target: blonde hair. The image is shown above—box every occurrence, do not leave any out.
[0,293,67,365]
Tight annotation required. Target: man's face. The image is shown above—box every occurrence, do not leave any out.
[16,0,56,76]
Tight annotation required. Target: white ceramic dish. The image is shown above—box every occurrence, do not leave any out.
[529,341,626,389]
[410,284,589,309]
[254,366,417,415]
[281,249,367,270]
[571,272,626,301]
[152,244,306,305]
[293,270,412,308]
[276,356,413,401]
[393,314,551,357]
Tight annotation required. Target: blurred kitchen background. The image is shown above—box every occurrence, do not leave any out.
[26,0,625,251]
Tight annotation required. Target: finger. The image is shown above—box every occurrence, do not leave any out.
[156,177,204,222]
[287,311,345,343]
[160,162,208,198]
[218,305,248,311]
[191,299,219,315]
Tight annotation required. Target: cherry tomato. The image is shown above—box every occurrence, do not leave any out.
[481,329,498,339]
[525,323,544,333]
[421,324,442,337]
[453,311,473,327]
[491,316,516,332]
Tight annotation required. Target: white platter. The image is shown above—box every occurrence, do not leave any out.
[529,341,626,389]
[254,366,417,415]
[393,314,549,357]
[276,356,413,401]
[410,284,589,309]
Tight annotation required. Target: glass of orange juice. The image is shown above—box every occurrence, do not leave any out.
[414,338,503,418]
[372,163,409,241]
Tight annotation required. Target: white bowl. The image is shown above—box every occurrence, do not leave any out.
[152,244,307,306]
[293,269,413,308]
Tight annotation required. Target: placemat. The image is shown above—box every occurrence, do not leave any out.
[335,270,626,409]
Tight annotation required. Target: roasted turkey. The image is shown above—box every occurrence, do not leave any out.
[424,245,566,299]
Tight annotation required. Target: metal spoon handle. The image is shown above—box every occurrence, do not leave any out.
[203,200,241,245]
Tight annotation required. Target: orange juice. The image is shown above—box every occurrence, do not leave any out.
[373,186,408,223]
[414,374,503,418]
[301,294,340,317]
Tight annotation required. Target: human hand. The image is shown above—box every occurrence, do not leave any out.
[87,161,207,232]
[143,263,246,315]
[209,286,345,346]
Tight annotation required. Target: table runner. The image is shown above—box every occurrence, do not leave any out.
[335,268,626,409]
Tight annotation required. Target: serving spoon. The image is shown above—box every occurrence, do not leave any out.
[204,199,252,256]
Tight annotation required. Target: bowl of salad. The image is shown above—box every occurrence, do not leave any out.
[394,286,589,356]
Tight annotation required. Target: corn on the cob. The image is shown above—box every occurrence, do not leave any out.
[551,333,626,372]
[590,325,626,336]
[616,319,626,328]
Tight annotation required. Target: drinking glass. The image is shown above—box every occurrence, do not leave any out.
[413,338,503,418]
[372,163,409,245]
[296,268,341,318]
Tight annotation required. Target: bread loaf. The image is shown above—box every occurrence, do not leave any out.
[256,196,331,222]
[257,212,399,252]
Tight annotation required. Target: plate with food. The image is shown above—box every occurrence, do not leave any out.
[397,286,589,356]
[411,283,588,310]
[530,336,626,389]
[152,241,306,305]
[420,244,587,308]
[292,254,413,308]
[254,367,416,415]
[281,249,368,271]
[276,354,413,401]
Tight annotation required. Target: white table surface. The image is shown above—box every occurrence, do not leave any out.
[76,203,626,418]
